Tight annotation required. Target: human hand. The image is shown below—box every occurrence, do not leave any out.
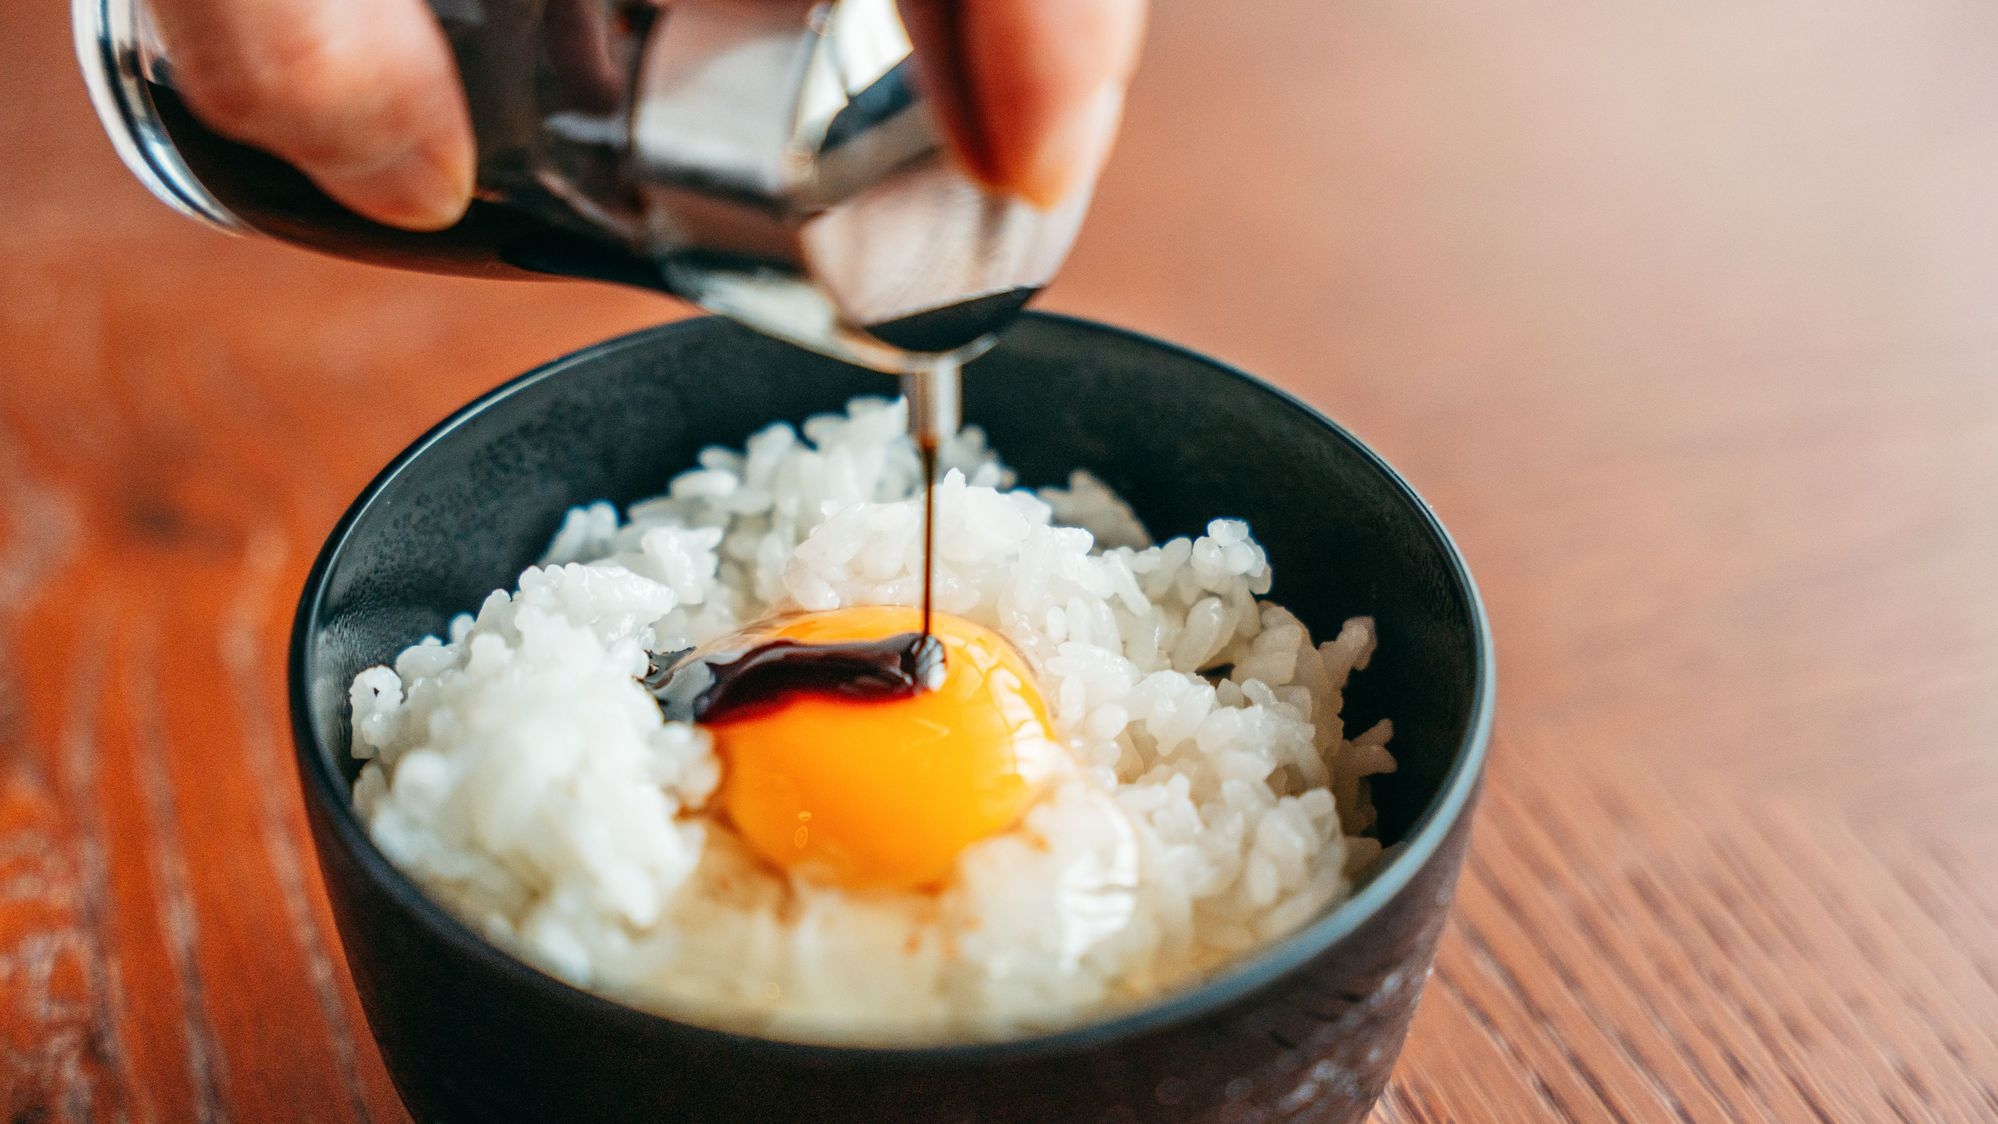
[148,0,1146,232]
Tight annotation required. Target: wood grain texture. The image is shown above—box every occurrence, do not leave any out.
[4,0,1997,1119]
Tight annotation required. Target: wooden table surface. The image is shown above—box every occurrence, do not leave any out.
[6,0,1998,1120]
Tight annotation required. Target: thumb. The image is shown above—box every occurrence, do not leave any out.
[899,0,1146,209]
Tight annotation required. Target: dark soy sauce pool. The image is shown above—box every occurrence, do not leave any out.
[644,631,947,725]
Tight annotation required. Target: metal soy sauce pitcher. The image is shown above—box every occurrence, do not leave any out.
[74,0,1094,373]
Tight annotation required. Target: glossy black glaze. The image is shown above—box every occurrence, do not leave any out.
[289,315,1495,1124]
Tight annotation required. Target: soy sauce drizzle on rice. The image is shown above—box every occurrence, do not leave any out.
[643,366,954,723]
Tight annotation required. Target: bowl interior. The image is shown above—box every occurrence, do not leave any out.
[297,313,1485,936]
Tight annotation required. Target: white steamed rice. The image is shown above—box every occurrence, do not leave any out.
[348,396,1395,1043]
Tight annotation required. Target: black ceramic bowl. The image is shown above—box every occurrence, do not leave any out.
[290,314,1493,1124]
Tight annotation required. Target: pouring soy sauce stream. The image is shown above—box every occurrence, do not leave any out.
[906,357,963,640]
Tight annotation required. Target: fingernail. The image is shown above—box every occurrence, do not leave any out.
[1012,83,1126,211]
[318,139,472,232]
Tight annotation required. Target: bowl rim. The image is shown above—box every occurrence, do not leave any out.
[288,312,1496,1065]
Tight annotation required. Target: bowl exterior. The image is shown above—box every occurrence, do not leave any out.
[291,315,1492,1124]
[304,783,1477,1124]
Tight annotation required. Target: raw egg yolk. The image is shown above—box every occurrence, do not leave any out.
[710,606,1059,892]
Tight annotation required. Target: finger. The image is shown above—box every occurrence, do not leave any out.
[150,0,475,230]
[899,0,1146,208]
